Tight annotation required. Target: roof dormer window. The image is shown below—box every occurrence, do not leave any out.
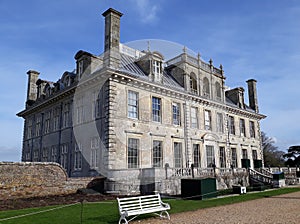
[152,60,162,82]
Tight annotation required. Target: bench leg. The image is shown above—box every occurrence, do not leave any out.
[119,215,128,224]
[160,211,170,220]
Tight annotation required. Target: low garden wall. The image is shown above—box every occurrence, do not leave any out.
[0,162,95,200]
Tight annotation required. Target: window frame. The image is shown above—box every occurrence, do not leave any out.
[172,102,181,126]
[190,107,198,129]
[128,90,139,119]
[204,110,212,131]
[193,144,201,168]
[152,96,161,123]
[152,140,163,168]
[240,118,246,137]
[249,121,256,138]
[128,138,139,169]
[219,146,226,168]
[217,112,223,133]
[174,142,182,168]
[231,148,237,168]
[228,115,235,135]
[206,145,215,168]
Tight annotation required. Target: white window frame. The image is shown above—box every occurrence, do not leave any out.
[128,90,139,119]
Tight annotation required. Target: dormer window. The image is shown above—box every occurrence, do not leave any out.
[152,60,162,82]
[78,60,84,77]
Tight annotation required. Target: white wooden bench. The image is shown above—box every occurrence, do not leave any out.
[117,194,170,224]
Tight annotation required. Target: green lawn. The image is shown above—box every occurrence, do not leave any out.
[0,187,299,224]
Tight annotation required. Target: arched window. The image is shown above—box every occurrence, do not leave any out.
[189,72,197,94]
[215,81,222,100]
[203,77,210,97]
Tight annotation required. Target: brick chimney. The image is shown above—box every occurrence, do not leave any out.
[246,79,259,113]
[26,70,40,106]
[102,8,123,69]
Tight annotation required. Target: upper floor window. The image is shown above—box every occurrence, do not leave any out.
[172,103,181,126]
[44,111,51,134]
[62,103,70,128]
[35,116,41,137]
[26,119,33,139]
[128,90,139,119]
[190,107,198,128]
[216,113,223,133]
[203,77,210,97]
[53,108,60,131]
[76,98,84,124]
[249,121,256,138]
[228,115,235,135]
[152,96,161,122]
[240,118,246,137]
[190,73,198,94]
[92,91,101,120]
[215,81,222,101]
[204,110,212,131]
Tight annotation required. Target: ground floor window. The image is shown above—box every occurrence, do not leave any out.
[50,145,58,162]
[128,138,139,168]
[206,145,215,167]
[74,143,82,171]
[153,140,163,167]
[193,144,200,167]
[252,150,258,160]
[219,147,226,168]
[231,148,237,168]
[174,142,182,168]
[242,149,248,159]
[60,144,68,170]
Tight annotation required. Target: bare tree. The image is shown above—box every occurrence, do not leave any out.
[261,132,285,167]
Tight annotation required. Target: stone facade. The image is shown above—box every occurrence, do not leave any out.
[17,8,266,195]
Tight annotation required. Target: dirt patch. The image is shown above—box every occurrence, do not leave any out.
[0,193,116,211]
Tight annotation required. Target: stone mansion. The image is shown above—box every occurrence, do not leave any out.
[17,8,266,194]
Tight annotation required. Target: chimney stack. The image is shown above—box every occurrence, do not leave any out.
[26,70,40,106]
[246,79,259,113]
[102,8,123,69]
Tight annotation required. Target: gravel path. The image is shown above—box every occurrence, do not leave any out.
[133,189,300,224]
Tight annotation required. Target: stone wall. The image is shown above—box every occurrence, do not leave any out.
[0,162,95,200]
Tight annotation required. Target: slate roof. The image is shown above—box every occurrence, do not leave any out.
[119,53,184,91]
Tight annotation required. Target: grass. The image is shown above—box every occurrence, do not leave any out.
[0,187,299,224]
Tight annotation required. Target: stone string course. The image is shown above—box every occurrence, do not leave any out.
[0,162,94,200]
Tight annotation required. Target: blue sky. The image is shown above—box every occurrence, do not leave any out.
[1,0,300,161]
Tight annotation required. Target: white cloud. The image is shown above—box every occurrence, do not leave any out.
[130,0,161,24]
